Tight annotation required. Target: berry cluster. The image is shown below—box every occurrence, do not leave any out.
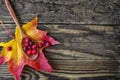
[23,37,37,55]
[22,37,51,56]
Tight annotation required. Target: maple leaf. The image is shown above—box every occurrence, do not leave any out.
[0,17,59,80]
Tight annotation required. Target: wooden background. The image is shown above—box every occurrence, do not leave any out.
[0,0,120,80]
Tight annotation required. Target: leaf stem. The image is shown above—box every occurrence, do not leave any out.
[0,21,15,39]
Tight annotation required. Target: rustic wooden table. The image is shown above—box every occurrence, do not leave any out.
[0,0,120,80]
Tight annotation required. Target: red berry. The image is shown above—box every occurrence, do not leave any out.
[28,46,32,50]
[25,43,29,46]
[32,45,37,49]
[25,37,30,43]
[29,41,34,46]
[38,43,43,48]
[7,47,12,51]
[27,50,32,55]
[32,50,37,54]
[45,42,51,47]
[23,47,28,52]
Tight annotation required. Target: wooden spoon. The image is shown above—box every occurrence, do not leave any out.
[5,0,38,60]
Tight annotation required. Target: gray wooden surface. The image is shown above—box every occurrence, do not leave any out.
[0,0,120,80]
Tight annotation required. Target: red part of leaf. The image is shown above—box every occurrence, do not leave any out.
[8,60,24,80]
[0,57,6,65]
[26,50,54,72]
[26,58,40,71]
[44,36,60,45]
[38,50,54,72]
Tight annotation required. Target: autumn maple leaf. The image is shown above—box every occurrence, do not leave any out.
[0,17,59,80]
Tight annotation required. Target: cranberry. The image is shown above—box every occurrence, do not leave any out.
[45,42,51,47]
[23,47,28,52]
[38,43,43,48]
[32,45,37,49]
[32,50,37,54]
[7,47,12,51]
[25,37,30,43]
[29,41,34,46]
[25,43,29,46]
[28,46,32,50]
[27,50,32,55]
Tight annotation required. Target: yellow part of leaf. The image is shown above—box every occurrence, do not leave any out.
[15,17,47,42]
[0,39,25,65]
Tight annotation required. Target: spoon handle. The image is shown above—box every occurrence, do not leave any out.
[5,0,38,60]
[5,0,26,37]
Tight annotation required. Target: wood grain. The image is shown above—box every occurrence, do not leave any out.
[0,0,120,80]
[0,24,119,80]
[0,0,120,24]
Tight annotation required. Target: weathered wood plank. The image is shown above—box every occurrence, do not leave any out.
[0,0,120,80]
[0,24,119,80]
[0,64,119,80]
[0,0,120,24]
[0,24,119,58]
